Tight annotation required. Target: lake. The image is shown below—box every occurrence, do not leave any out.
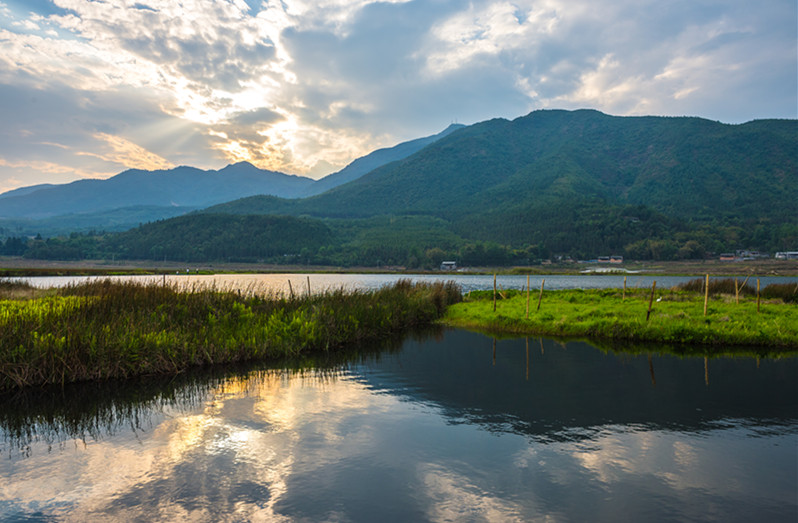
[1,329,796,521]
[13,272,798,295]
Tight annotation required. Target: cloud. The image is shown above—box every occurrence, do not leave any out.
[78,133,175,171]
[0,0,794,188]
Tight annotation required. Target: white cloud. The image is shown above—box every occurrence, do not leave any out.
[0,0,794,188]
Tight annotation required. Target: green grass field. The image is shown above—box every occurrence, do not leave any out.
[444,284,797,348]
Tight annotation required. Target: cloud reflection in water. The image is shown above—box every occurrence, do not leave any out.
[1,331,796,521]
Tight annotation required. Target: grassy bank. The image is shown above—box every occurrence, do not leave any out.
[0,279,460,390]
[443,280,798,348]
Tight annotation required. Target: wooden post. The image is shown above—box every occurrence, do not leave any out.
[646,280,657,321]
[287,280,294,300]
[704,356,709,386]
[757,278,761,313]
[622,275,627,301]
[307,276,311,297]
[735,277,739,305]
[536,279,545,312]
[526,274,530,319]
[491,272,497,310]
[703,274,709,316]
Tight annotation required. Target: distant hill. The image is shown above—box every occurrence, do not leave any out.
[0,162,314,221]
[0,124,463,235]
[0,183,57,200]
[197,110,796,260]
[302,123,465,196]
[206,109,796,225]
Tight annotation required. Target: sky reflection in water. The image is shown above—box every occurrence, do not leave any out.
[1,330,796,522]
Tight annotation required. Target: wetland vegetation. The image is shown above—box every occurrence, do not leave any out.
[2,274,796,392]
[0,278,460,390]
[443,278,798,348]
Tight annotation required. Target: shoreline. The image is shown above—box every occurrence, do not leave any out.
[2,256,797,277]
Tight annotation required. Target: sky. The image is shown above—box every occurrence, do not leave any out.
[0,0,795,193]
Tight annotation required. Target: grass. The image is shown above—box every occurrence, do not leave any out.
[443,283,798,348]
[0,278,461,390]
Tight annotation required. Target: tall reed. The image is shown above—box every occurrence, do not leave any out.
[0,279,461,390]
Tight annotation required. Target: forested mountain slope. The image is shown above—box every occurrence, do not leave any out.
[9,110,796,264]
[208,110,796,224]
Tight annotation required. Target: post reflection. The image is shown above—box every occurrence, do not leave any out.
[648,354,656,387]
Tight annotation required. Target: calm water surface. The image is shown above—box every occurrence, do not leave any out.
[14,272,798,294]
[1,330,796,522]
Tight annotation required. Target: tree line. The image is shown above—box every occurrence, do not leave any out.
[2,207,793,267]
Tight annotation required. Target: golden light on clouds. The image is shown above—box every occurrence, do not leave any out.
[0,0,794,189]
[83,133,176,171]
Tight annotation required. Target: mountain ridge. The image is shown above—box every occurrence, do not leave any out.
[0,125,464,231]
[204,109,795,225]
[4,109,796,264]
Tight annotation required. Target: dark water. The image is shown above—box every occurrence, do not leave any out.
[1,330,796,522]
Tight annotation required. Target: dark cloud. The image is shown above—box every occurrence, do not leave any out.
[231,107,283,126]
[117,32,276,92]
[132,3,159,13]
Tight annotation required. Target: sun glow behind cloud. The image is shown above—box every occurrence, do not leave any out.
[0,0,794,189]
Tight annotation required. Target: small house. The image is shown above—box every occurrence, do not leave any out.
[440,261,457,271]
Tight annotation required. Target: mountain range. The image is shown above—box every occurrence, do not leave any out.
[3,109,796,264]
[0,124,464,234]
[206,109,796,222]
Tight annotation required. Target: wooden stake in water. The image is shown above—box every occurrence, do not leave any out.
[287,280,294,300]
[537,279,545,312]
[704,274,709,316]
[646,280,657,321]
[526,274,531,319]
[757,278,761,313]
[307,276,311,297]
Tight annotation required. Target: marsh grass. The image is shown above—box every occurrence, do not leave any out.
[0,279,461,390]
[0,278,45,301]
[445,285,797,348]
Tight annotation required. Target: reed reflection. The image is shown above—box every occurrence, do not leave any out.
[0,328,795,522]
